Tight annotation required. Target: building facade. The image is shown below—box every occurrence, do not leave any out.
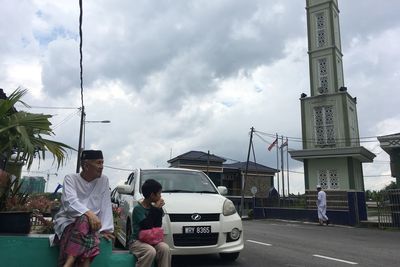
[20,176,46,194]
[290,0,375,194]
[168,151,278,197]
[378,133,400,188]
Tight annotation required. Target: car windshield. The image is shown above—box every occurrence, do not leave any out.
[140,169,218,194]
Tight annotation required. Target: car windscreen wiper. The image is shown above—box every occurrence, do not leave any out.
[194,190,217,194]
[163,189,196,193]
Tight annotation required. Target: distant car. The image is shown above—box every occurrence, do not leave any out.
[115,168,244,261]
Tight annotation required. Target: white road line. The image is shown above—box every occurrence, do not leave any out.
[246,240,272,246]
[313,254,358,265]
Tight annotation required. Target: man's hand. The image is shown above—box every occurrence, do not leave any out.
[85,210,102,231]
[100,231,115,242]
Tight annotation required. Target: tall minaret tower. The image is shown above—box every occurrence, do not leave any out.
[290,1,375,199]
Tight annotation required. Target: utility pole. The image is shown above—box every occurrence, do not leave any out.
[76,106,85,173]
[241,127,254,218]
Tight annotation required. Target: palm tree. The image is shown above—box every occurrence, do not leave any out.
[0,88,73,172]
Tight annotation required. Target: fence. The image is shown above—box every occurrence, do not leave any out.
[376,189,400,229]
[223,190,400,227]
[253,191,349,210]
[227,196,253,217]
[251,191,368,226]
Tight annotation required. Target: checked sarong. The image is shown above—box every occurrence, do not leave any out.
[57,215,100,267]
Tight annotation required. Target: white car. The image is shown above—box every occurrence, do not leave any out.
[115,168,244,261]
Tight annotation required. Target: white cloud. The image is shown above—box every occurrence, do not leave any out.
[1,0,400,192]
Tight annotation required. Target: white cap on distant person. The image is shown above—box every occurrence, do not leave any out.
[316,184,321,189]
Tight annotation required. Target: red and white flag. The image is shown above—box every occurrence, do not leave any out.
[268,138,278,151]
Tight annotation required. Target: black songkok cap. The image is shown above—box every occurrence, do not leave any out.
[81,150,103,160]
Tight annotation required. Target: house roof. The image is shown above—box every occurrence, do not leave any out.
[223,161,279,173]
[377,132,400,153]
[168,150,226,163]
[378,132,400,139]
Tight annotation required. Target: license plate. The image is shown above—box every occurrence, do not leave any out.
[183,226,211,234]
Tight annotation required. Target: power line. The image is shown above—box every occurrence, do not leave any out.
[104,165,134,172]
[52,109,81,130]
[254,129,380,142]
[254,129,380,145]
[15,105,78,110]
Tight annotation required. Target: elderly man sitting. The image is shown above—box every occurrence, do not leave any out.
[53,150,114,267]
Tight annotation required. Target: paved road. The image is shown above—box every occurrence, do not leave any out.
[172,219,400,267]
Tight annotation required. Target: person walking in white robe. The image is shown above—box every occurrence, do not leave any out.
[317,185,329,225]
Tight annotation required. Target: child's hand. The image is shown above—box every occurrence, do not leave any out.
[154,198,165,208]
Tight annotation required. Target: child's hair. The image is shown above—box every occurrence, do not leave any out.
[141,179,162,198]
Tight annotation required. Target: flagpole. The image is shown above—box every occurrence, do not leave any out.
[280,135,285,198]
[276,133,279,196]
[286,137,290,197]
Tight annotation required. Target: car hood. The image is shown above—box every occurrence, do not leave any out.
[161,193,226,214]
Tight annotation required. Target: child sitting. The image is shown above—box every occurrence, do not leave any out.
[129,179,171,267]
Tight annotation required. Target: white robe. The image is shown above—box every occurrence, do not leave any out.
[317,190,328,221]
[53,173,114,238]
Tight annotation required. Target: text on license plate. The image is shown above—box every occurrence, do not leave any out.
[183,226,211,234]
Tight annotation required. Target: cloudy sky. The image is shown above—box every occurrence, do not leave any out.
[1,0,399,194]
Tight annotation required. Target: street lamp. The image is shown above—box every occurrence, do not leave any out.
[75,107,110,173]
[86,120,111,123]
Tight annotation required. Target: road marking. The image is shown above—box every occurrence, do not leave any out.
[246,240,272,246]
[313,254,358,265]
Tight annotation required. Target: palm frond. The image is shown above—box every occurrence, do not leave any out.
[0,88,73,171]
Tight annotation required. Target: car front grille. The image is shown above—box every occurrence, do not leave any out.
[168,213,220,222]
[173,233,219,246]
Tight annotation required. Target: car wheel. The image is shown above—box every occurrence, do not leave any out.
[219,252,240,262]
[125,221,132,249]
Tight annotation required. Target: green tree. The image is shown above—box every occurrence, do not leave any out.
[383,181,398,190]
[0,88,73,171]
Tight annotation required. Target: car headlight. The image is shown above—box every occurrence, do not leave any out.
[223,199,237,216]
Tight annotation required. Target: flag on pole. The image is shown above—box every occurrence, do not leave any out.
[53,183,63,194]
[268,138,278,151]
[280,139,288,148]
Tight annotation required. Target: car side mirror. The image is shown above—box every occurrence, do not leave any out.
[117,184,133,195]
[217,186,228,195]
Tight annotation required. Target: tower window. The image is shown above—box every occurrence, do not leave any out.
[316,13,326,47]
[318,58,328,94]
[318,169,339,190]
[314,106,335,146]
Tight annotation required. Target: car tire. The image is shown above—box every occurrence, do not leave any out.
[219,252,240,262]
